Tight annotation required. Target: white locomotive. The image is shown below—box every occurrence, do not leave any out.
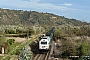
[39,36,50,50]
[39,27,55,51]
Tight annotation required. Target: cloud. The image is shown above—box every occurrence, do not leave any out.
[22,0,40,2]
[0,0,89,13]
[0,0,69,10]
[22,0,30,2]
[63,3,72,6]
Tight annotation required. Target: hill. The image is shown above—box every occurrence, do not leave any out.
[0,8,88,26]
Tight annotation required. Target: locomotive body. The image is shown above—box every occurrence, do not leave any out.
[39,27,55,51]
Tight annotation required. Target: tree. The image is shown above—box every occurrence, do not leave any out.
[78,42,90,56]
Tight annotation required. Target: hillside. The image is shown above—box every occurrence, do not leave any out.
[0,8,88,26]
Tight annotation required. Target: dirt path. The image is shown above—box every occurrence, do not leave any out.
[6,37,27,42]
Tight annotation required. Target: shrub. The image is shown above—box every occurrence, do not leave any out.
[7,39,15,46]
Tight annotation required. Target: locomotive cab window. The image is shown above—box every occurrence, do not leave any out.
[43,38,47,39]
[41,42,47,44]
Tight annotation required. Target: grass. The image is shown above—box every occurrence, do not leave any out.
[3,56,10,60]
[10,38,34,55]
[6,42,21,54]
[0,56,3,59]
[6,34,40,55]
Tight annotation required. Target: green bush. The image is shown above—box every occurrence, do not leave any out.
[15,49,20,55]
[78,42,90,56]
[5,29,16,34]
[7,39,15,45]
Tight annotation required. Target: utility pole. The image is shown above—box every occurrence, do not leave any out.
[26,28,29,45]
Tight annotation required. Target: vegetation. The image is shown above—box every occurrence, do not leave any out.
[10,38,33,55]
[0,56,3,59]
[7,39,15,46]
[55,25,90,38]
[6,42,20,54]
[0,37,6,46]
[55,25,90,60]
[0,8,90,60]
[0,8,89,26]
[3,56,10,60]
[79,42,90,56]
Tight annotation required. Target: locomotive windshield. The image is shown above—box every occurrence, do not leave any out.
[43,38,47,39]
[41,42,47,44]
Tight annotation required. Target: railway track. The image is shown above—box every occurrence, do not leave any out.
[32,41,53,60]
[44,49,51,60]
[33,50,50,60]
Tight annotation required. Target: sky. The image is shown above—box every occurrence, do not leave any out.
[0,0,90,22]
